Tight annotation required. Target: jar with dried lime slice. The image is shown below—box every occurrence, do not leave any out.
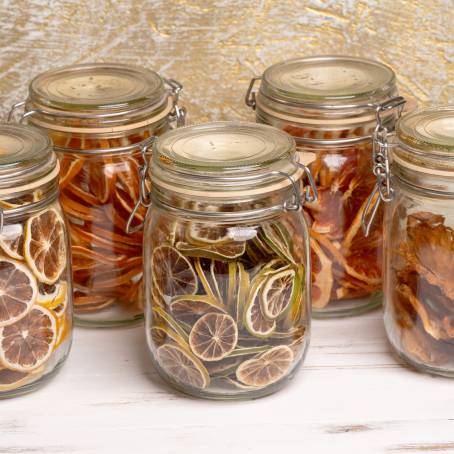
[137,122,315,399]
[0,124,72,398]
[9,63,186,327]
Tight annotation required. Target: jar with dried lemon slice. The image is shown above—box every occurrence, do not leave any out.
[140,122,315,399]
[0,124,72,398]
[10,63,185,327]
[246,56,406,317]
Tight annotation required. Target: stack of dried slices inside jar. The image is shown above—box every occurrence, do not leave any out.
[0,124,71,395]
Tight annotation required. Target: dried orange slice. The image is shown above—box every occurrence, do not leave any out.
[0,223,24,260]
[37,281,67,310]
[0,305,56,372]
[236,345,294,387]
[152,246,198,300]
[169,295,225,325]
[0,368,33,392]
[310,238,333,309]
[156,344,210,389]
[0,257,37,327]
[24,208,67,284]
[55,315,71,349]
[261,269,297,320]
[58,157,84,189]
[189,313,238,361]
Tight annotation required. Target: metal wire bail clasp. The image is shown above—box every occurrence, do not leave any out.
[165,78,186,127]
[126,138,156,235]
[362,96,406,236]
[245,77,262,110]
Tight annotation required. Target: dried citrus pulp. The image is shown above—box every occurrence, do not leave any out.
[148,216,308,396]
[0,205,71,395]
[285,125,383,312]
[56,132,152,323]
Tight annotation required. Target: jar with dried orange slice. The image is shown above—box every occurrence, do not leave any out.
[141,122,315,399]
[10,63,185,327]
[373,107,454,377]
[246,56,406,317]
[0,124,72,398]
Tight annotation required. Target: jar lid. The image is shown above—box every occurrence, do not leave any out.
[261,55,396,106]
[152,122,303,199]
[0,124,57,193]
[29,63,166,113]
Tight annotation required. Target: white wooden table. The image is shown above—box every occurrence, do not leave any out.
[1,309,453,454]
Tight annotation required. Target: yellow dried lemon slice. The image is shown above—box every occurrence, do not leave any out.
[260,269,297,320]
[156,343,210,389]
[24,208,67,284]
[0,305,56,372]
[236,345,294,387]
[0,223,24,260]
[152,245,198,300]
[189,312,238,362]
[0,257,37,327]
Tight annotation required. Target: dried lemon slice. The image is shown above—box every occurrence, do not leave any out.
[189,313,238,362]
[0,305,56,372]
[0,223,24,260]
[152,245,198,300]
[236,345,294,387]
[0,257,37,327]
[261,269,297,320]
[170,295,225,325]
[24,209,67,284]
[156,344,210,389]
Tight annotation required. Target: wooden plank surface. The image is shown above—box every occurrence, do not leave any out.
[1,310,453,454]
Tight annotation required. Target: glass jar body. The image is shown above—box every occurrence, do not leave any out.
[255,110,383,317]
[383,175,454,377]
[144,203,311,399]
[42,120,170,327]
[0,193,72,397]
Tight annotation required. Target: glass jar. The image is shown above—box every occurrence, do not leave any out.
[245,56,405,317]
[9,63,185,327]
[0,124,72,398]
[375,106,454,377]
[142,122,314,399]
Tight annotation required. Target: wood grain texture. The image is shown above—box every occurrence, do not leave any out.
[1,311,453,454]
[0,0,452,124]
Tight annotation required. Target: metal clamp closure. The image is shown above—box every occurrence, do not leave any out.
[126,138,156,234]
[7,101,37,124]
[362,96,406,236]
[164,78,186,127]
[245,77,262,110]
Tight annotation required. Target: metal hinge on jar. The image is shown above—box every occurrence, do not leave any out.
[362,96,406,236]
[245,77,262,110]
[165,78,187,127]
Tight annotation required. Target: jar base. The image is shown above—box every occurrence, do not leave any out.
[313,292,382,319]
[75,313,144,329]
[0,357,68,399]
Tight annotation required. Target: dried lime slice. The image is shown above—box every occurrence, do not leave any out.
[261,269,297,320]
[156,343,210,389]
[243,276,276,338]
[236,345,294,387]
[234,262,250,327]
[209,260,228,303]
[259,223,295,264]
[169,295,225,324]
[193,258,219,302]
[152,245,198,300]
[176,241,246,260]
[282,265,306,329]
[187,223,230,244]
[189,312,238,361]
[205,356,242,377]
[152,305,189,343]
[149,325,188,349]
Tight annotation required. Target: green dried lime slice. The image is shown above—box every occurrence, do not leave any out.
[176,241,246,260]
[169,295,225,325]
[149,324,189,349]
[234,262,250,327]
[282,264,306,330]
[152,245,198,300]
[153,305,189,343]
[156,344,210,389]
[194,258,220,302]
[243,276,276,338]
[205,356,242,377]
[227,261,237,309]
[209,260,229,303]
[189,312,238,362]
[236,345,294,387]
[260,268,297,320]
[259,223,295,264]
[187,223,230,244]
[229,345,272,357]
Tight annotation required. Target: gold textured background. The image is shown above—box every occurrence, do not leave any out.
[0,0,453,122]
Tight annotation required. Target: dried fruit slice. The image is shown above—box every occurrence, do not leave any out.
[0,258,37,327]
[0,223,24,260]
[176,241,246,260]
[0,305,56,372]
[152,246,198,300]
[156,344,210,389]
[59,157,84,189]
[24,208,67,284]
[259,224,295,264]
[55,315,71,349]
[236,345,294,387]
[187,223,230,244]
[0,368,32,392]
[193,258,219,302]
[189,313,238,361]
[234,262,250,326]
[169,295,225,325]
[261,269,297,320]
[310,238,333,309]
[149,325,188,349]
[37,281,67,309]
[244,277,276,338]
